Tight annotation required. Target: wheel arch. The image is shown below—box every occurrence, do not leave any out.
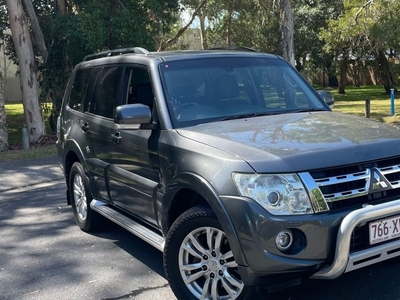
[160,172,248,266]
[62,139,90,205]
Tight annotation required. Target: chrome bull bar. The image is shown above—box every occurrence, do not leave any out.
[311,199,400,280]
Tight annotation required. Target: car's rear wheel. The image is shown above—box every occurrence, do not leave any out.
[69,162,101,232]
[164,206,252,300]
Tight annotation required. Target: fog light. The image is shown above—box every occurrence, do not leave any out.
[275,230,293,251]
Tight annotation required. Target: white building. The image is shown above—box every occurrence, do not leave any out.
[0,41,22,103]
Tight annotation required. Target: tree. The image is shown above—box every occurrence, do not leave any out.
[5,0,46,143]
[280,0,295,66]
[368,0,400,93]
[193,0,280,52]
[21,0,48,62]
[0,4,7,151]
[321,0,400,94]
[159,0,207,51]
[293,0,344,87]
[32,0,180,129]
[0,67,7,152]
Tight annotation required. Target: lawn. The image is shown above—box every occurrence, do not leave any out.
[6,103,27,145]
[2,102,56,162]
[323,85,400,124]
[6,103,53,145]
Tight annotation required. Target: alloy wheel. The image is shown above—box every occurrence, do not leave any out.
[73,174,87,222]
[178,226,244,300]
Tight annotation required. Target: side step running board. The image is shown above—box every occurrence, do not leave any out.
[90,200,165,252]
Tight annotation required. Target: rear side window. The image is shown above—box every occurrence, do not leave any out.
[91,66,122,118]
[68,68,91,111]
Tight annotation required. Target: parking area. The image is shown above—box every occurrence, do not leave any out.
[1,171,400,300]
[0,182,175,300]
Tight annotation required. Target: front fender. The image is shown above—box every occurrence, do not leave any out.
[62,139,90,177]
[160,172,248,267]
[58,139,92,205]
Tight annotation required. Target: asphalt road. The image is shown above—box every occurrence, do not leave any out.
[0,181,174,300]
[1,180,400,300]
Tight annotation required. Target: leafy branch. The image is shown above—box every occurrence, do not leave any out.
[158,0,207,51]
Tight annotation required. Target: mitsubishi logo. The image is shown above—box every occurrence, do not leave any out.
[369,167,391,192]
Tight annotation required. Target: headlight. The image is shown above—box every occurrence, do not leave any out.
[233,173,313,215]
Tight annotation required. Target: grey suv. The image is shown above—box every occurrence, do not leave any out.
[57,47,400,300]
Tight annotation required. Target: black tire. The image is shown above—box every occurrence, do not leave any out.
[69,162,102,232]
[164,206,253,300]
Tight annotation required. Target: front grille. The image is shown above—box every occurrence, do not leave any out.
[350,217,400,253]
[308,156,400,211]
[300,156,400,253]
[350,225,368,253]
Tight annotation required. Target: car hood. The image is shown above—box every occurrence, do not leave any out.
[176,112,400,173]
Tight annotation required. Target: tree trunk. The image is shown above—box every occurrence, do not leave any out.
[0,69,8,152]
[57,0,67,14]
[199,9,208,49]
[21,0,48,62]
[376,49,397,94]
[280,0,295,66]
[6,0,46,143]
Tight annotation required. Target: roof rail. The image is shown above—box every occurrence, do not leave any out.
[209,46,259,52]
[82,47,150,62]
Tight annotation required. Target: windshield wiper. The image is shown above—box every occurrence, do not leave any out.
[291,108,327,113]
[221,111,281,121]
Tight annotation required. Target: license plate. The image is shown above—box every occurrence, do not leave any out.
[369,215,400,245]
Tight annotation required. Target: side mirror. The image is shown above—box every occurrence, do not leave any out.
[317,90,334,109]
[114,104,152,129]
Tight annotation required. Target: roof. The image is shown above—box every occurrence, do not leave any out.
[80,47,280,64]
[146,50,279,62]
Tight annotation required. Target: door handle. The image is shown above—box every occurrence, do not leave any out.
[110,132,122,144]
[81,122,89,132]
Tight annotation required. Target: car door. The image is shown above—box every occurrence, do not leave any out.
[83,65,123,202]
[108,66,160,226]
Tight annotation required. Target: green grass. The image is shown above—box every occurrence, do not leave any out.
[6,103,53,144]
[2,102,56,162]
[330,85,387,101]
[329,85,400,124]
[0,145,57,162]
[6,103,26,145]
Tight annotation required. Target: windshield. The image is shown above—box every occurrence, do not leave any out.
[159,57,328,128]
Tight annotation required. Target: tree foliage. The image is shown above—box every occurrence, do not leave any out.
[179,0,281,53]
[294,0,343,87]
[0,0,179,131]
[1,0,399,137]
[320,0,400,93]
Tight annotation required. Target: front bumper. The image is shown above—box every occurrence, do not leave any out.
[311,199,400,279]
[220,196,400,285]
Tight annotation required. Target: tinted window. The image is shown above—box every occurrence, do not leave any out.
[125,68,154,110]
[91,66,121,118]
[68,68,91,111]
[83,67,101,113]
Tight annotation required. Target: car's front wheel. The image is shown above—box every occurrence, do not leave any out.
[69,162,101,232]
[164,206,252,300]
